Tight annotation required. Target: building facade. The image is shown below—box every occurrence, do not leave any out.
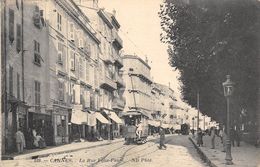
[122,55,153,120]
[74,1,125,139]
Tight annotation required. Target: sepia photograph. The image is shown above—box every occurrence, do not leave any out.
[0,0,259,166]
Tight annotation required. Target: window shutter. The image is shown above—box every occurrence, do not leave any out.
[57,43,63,64]
[69,22,74,41]
[84,90,90,108]
[17,73,20,100]
[16,24,21,52]
[70,51,75,71]
[34,41,41,65]
[9,66,13,96]
[85,61,89,82]
[33,6,42,28]
[74,84,80,104]
[9,9,14,42]
[40,10,45,26]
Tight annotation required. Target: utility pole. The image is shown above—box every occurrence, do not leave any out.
[197,92,200,130]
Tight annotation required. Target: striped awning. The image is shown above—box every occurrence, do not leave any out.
[95,112,110,124]
[109,112,123,124]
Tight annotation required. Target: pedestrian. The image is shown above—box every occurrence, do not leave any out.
[230,127,235,147]
[222,126,227,152]
[219,128,223,144]
[235,128,241,147]
[158,126,167,149]
[15,128,26,154]
[197,128,203,147]
[210,127,216,149]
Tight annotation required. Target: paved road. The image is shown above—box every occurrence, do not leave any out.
[1,135,207,167]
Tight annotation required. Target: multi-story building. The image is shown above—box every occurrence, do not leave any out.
[122,55,153,122]
[2,0,50,153]
[75,1,125,139]
[2,0,105,153]
[154,83,177,126]
[41,0,101,144]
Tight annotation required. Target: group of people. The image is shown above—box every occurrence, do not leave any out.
[15,127,46,154]
[196,126,241,152]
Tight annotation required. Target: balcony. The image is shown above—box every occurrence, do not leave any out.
[115,75,125,88]
[100,76,117,91]
[112,31,123,50]
[112,97,125,110]
[114,55,123,68]
[103,56,114,65]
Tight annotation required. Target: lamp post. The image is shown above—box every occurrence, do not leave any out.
[223,75,235,165]
[197,92,200,131]
[192,117,195,137]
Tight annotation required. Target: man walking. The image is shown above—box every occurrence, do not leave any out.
[15,128,26,154]
[210,127,216,149]
[158,126,167,149]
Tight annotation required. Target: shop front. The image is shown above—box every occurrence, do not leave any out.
[69,105,98,142]
[95,112,110,140]
[5,99,29,153]
[52,105,69,145]
[27,111,53,147]
[108,111,123,138]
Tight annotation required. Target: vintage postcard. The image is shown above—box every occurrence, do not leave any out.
[1,0,259,166]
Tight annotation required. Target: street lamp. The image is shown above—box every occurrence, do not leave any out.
[223,75,235,165]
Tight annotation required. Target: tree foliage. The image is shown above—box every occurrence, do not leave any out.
[159,0,259,123]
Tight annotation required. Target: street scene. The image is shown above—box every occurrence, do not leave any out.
[2,135,207,167]
[1,0,259,167]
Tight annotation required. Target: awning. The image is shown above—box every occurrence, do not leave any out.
[95,112,110,124]
[71,109,87,125]
[138,110,152,119]
[148,120,160,127]
[174,124,181,129]
[122,111,141,117]
[161,123,168,129]
[109,112,123,124]
[87,112,96,126]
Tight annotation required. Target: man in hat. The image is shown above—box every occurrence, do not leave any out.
[158,126,167,149]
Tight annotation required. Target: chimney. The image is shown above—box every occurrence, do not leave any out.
[145,56,148,64]
[112,9,116,16]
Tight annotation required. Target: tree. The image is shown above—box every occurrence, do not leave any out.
[159,0,259,123]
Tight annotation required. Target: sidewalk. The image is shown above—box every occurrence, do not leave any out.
[2,135,160,160]
[2,138,124,160]
[189,135,260,167]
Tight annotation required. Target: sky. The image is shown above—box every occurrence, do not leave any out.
[99,0,186,106]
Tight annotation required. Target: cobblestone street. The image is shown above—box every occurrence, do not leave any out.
[1,135,207,167]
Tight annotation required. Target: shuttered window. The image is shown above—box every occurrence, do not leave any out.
[9,9,15,42]
[34,40,41,65]
[85,61,89,82]
[35,81,41,111]
[17,73,20,100]
[70,50,75,71]
[58,80,64,101]
[79,57,83,78]
[57,13,62,32]
[16,24,21,52]
[57,42,63,64]
[9,66,13,96]
[69,22,74,41]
